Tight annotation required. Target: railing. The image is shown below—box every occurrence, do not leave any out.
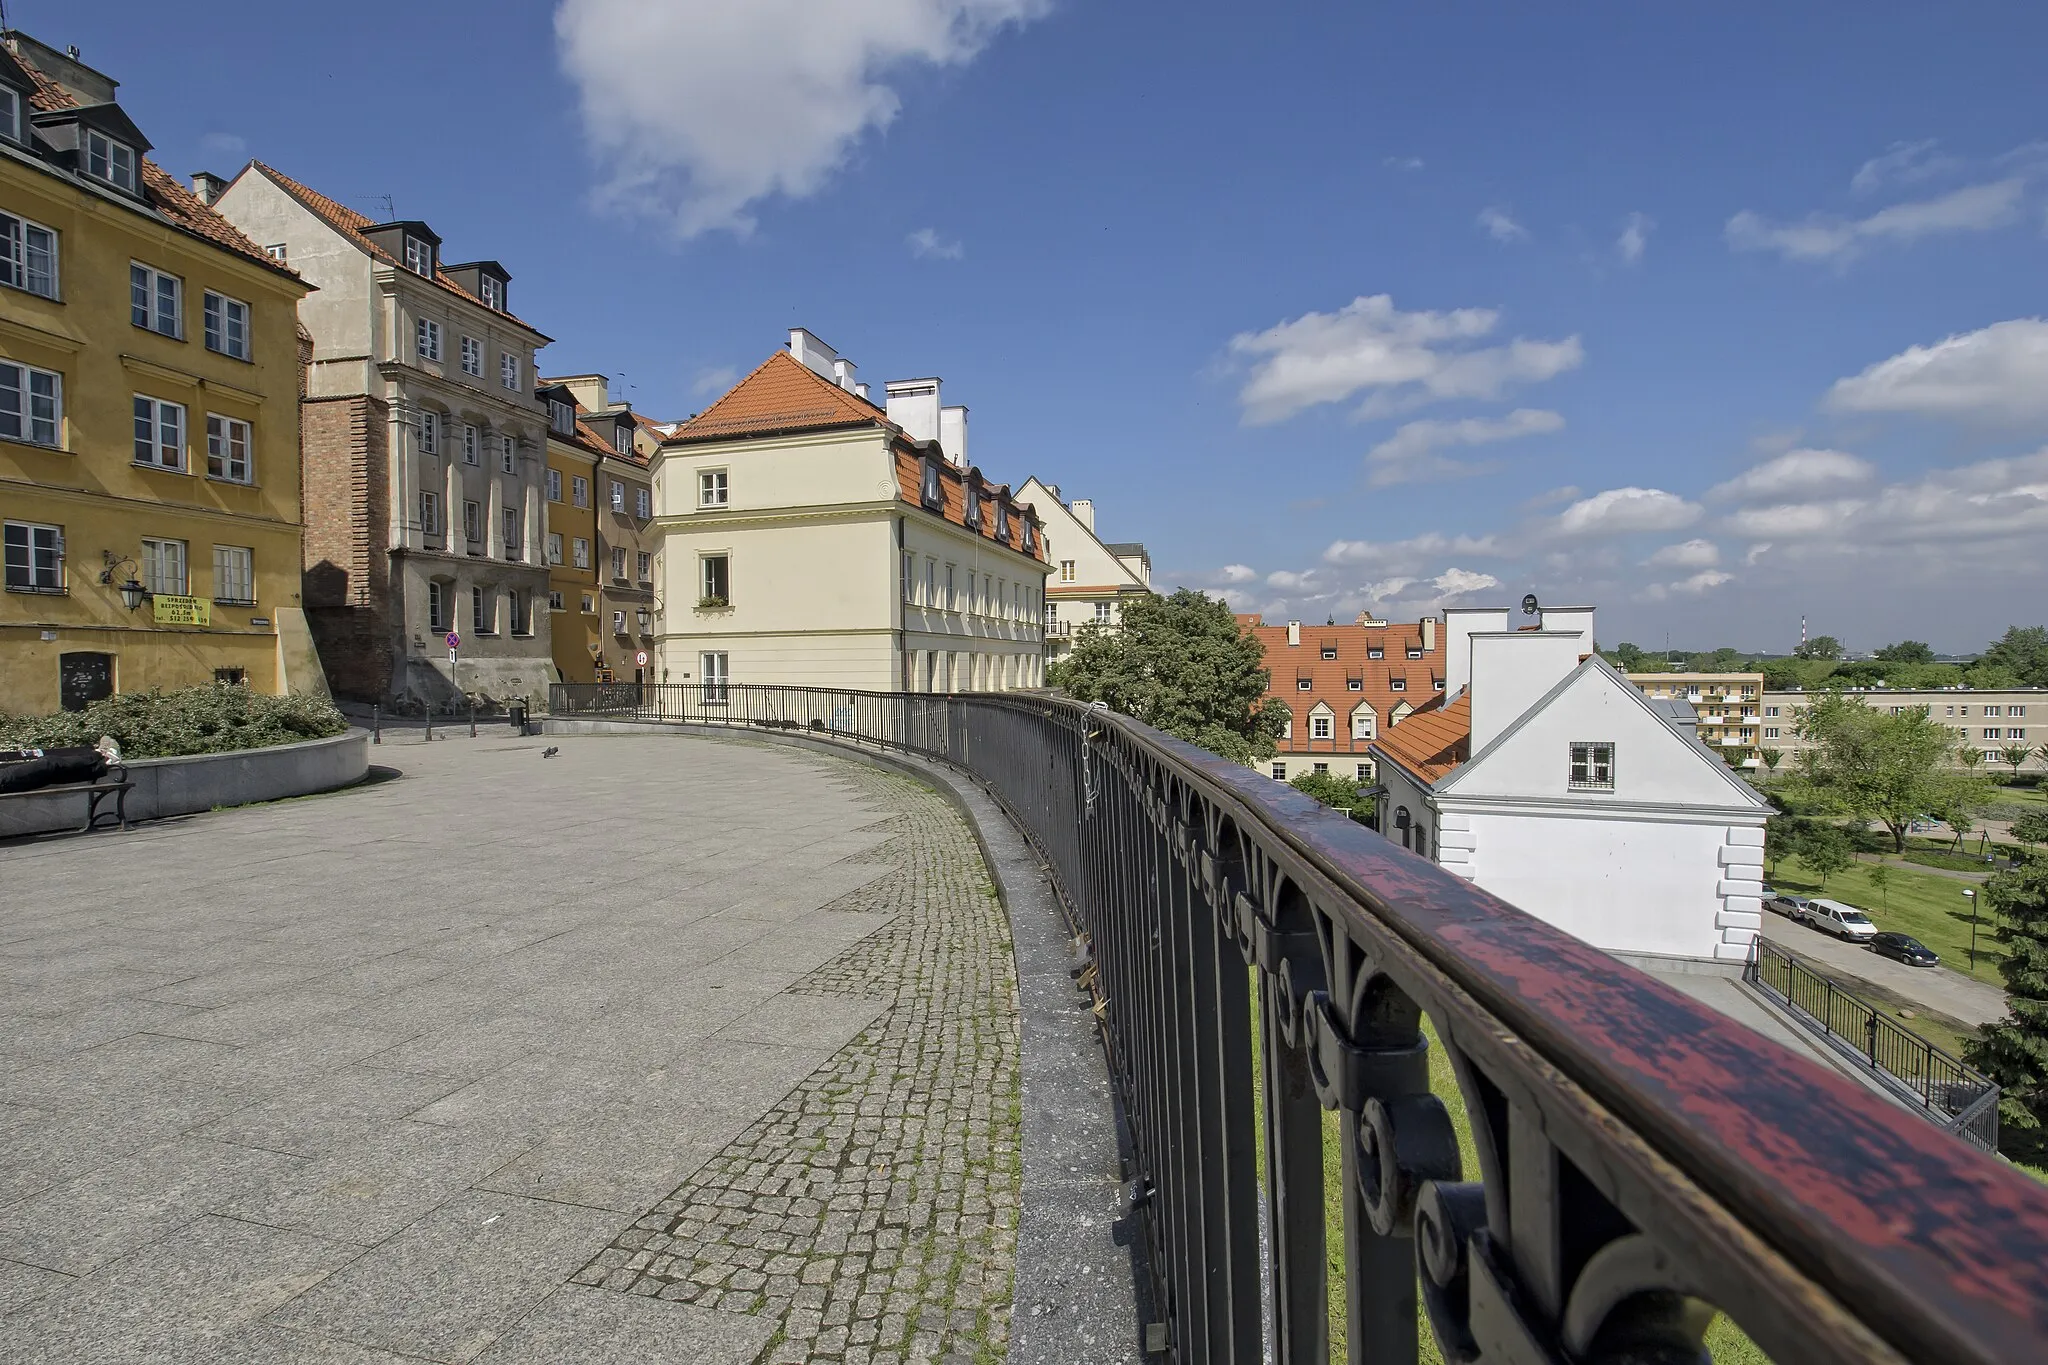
[549,682,2048,1365]
[1744,936,2000,1150]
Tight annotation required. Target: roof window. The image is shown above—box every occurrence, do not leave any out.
[85,128,136,192]
[0,88,18,145]
[1320,644,1337,660]
[920,457,943,511]
[480,275,503,310]
[549,399,576,436]
[404,235,434,277]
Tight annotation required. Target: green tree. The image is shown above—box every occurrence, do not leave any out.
[1957,743,1986,776]
[1962,857,2048,1160]
[1873,640,1936,664]
[1607,642,1651,672]
[1049,589,1289,763]
[1289,770,1375,824]
[1794,634,1843,661]
[2002,745,2033,782]
[1945,808,1976,855]
[1765,813,1802,877]
[1868,863,1892,910]
[1980,625,2048,687]
[1759,747,1784,775]
[1760,660,1804,691]
[1801,825,1854,889]
[1791,693,1993,852]
[2012,810,2048,852]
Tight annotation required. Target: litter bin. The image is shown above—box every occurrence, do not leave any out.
[509,700,529,735]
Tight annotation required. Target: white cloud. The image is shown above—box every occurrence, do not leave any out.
[1726,178,2026,263]
[1851,139,1959,195]
[1825,318,2048,423]
[1322,530,1502,568]
[907,227,963,260]
[555,0,1049,237]
[1616,212,1653,264]
[1642,569,1734,602]
[1433,567,1500,597]
[1384,155,1424,171]
[1719,449,2048,548]
[1477,207,1528,242]
[1646,539,1720,568]
[1708,448,1874,502]
[1230,295,1583,426]
[1554,487,1702,537]
[691,365,740,397]
[1265,569,1318,590]
[1363,408,1563,488]
[1219,564,1258,584]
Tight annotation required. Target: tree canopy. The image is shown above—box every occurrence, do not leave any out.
[1963,856,2048,1159]
[1789,693,1992,852]
[1980,626,2048,687]
[1873,640,1935,663]
[1290,770,1375,824]
[1793,635,1843,660]
[1048,589,1289,764]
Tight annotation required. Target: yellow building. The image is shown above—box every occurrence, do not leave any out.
[538,380,602,684]
[0,35,319,712]
[1627,671,1764,767]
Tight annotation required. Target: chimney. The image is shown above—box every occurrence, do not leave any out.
[1421,617,1436,652]
[787,328,844,383]
[1286,621,1301,647]
[854,382,870,400]
[832,357,858,392]
[1070,499,1095,532]
[1443,607,1510,700]
[1043,484,1061,502]
[885,378,941,446]
[1469,628,1593,752]
[937,405,968,467]
[190,172,228,205]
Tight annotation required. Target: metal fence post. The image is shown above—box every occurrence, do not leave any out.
[371,704,380,744]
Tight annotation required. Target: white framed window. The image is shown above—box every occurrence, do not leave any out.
[462,424,479,465]
[132,396,186,470]
[502,505,520,556]
[461,336,482,376]
[1984,728,2001,741]
[572,537,589,569]
[609,546,626,580]
[702,651,730,703]
[920,459,942,509]
[1984,705,2003,718]
[2015,706,2028,718]
[546,468,562,502]
[85,129,137,191]
[428,580,450,631]
[1764,727,1780,739]
[1347,678,1363,692]
[1568,742,1615,791]
[1321,646,1338,660]
[1390,678,1406,692]
[945,564,957,610]
[0,361,62,446]
[500,436,516,473]
[2012,728,2029,740]
[580,593,595,613]
[1313,762,1328,774]
[419,490,440,536]
[1368,647,1384,660]
[1406,647,1424,659]
[1296,677,1311,691]
[547,532,563,565]
[636,551,651,582]
[3,520,64,593]
[572,474,589,507]
[549,398,575,434]
[0,210,57,298]
[500,352,519,390]
[925,558,936,604]
[0,88,16,144]
[1271,762,1287,781]
[264,242,287,263]
[203,291,250,359]
[473,585,492,634]
[130,263,181,336]
[902,551,914,601]
[1094,601,1111,623]
[548,590,565,611]
[418,410,439,455]
[613,609,627,634]
[1059,559,1076,583]
[701,553,729,602]
[212,544,254,604]
[610,480,625,512]
[1352,712,1374,740]
[635,487,651,519]
[463,499,481,545]
[415,317,441,361]
[1311,714,1332,740]
[480,275,502,310]
[205,414,253,483]
[404,235,433,275]
[141,537,187,595]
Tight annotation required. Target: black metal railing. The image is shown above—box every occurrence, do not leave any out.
[550,682,2048,1365]
[1744,936,1999,1150]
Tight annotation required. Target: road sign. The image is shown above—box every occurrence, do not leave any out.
[635,650,649,667]
[448,649,458,664]
[445,632,461,650]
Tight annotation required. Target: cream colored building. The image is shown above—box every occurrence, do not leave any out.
[1010,477,1150,661]
[650,330,1047,693]
[1761,687,2046,773]
[1627,672,1763,767]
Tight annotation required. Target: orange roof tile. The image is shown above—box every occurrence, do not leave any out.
[1246,621,1446,760]
[671,351,886,443]
[1372,695,1471,783]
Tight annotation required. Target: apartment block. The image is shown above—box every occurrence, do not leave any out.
[1761,687,2046,773]
[1627,671,1764,767]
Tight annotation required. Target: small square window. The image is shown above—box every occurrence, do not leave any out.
[1568,742,1615,791]
[1270,763,1287,781]
[1390,678,1406,692]
[701,469,728,507]
[1320,646,1337,660]
[1296,677,1312,691]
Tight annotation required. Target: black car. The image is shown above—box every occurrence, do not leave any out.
[1868,932,1939,967]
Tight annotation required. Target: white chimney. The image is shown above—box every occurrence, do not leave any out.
[1442,607,1510,700]
[938,405,968,468]
[885,378,941,446]
[833,357,858,391]
[854,382,870,400]
[190,171,228,205]
[1286,621,1301,647]
[1469,630,1591,752]
[788,328,843,382]
[1070,499,1095,532]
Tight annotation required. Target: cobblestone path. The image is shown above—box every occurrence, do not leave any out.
[575,762,1024,1365]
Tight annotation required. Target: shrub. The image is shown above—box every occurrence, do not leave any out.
[0,683,348,759]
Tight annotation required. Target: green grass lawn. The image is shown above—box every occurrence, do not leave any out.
[1768,851,2008,986]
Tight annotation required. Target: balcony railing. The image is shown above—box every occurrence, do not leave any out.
[548,681,2048,1365]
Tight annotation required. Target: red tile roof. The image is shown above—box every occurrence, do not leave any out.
[1246,620,1446,760]
[1372,694,1472,783]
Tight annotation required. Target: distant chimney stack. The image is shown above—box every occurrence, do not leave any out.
[885,378,942,447]
[854,382,869,400]
[788,328,847,385]
[937,405,967,468]
[832,357,858,392]
[1422,617,1437,652]
[1286,621,1301,646]
[1070,499,1095,532]
[190,172,228,205]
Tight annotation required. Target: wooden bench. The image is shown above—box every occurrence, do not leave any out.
[0,767,134,834]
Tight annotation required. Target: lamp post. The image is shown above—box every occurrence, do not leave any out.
[1963,888,1979,972]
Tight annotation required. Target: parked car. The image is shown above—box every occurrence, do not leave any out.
[1868,932,1940,967]
[1800,898,1878,942]
[1766,893,1813,918]
[1758,882,1777,900]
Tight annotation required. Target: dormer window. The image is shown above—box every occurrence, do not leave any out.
[0,89,18,144]
[994,501,1010,542]
[1390,678,1406,692]
[404,236,434,276]
[1022,518,1038,555]
[480,275,503,310]
[1320,645,1337,660]
[963,475,982,531]
[614,422,633,455]
[1347,675,1363,692]
[85,130,136,192]
[1368,647,1384,660]
[1406,647,1424,659]
[549,399,576,435]
[920,457,943,511]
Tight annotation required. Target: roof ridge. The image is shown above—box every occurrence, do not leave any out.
[673,350,891,442]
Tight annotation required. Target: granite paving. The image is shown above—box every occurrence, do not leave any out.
[0,734,1024,1364]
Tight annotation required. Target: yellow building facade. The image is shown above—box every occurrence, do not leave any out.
[540,382,600,685]
[0,35,318,713]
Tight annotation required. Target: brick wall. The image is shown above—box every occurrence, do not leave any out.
[300,394,394,701]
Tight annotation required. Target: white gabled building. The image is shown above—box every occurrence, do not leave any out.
[1371,603,1771,963]
[1010,478,1151,661]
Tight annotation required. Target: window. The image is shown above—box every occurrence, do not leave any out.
[404,235,433,275]
[205,414,253,482]
[572,475,589,507]
[418,410,439,455]
[925,558,936,604]
[612,546,628,580]
[701,554,729,603]
[1094,601,1112,624]
[212,545,254,604]
[428,580,449,631]
[3,521,63,593]
[902,551,914,601]
[85,129,137,190]
[141,537,186,596]
[133,397,185,470]
[1321,646,1337,660]
[2012,728,2029,740]
[1368,646,1384,660]
[501,436,517,473]
[463,500,481,545]
[1356,763,1371,781]
[548,590,565,611]
[945,564,957,610]
[503,506,521,557]
[1764,727,1780,739]
[572,537,589,569]
[416,318,441,361]
[1765,705,1779,717]
[1297,677,1312,691]
[610,480,625,512]
[0,88,15,143]
[510,590,529,635]
[1352,712,1374,740]
[580,594,594,613]
[500,352,520,390]
[462,424,479,465]
[920,459,943,509]
[473,586,491,633]
[1390,678,1406,692]
[1314,762,1329,774]
[1271,763,1287,781]
[636,551,651,582]
[1984,728,2001,741]
[203,292,249,359]
[1,362,62,445]
[702,651,730,703]
[480,276,503,310]
[547,532,563,565]
[613,609,627,634]
[547,468,562,502]
[1347,677,1363,692]
[461,336,482,376]
[1569,742,1615,791]
[1985,705,2003,718]
[1406,647,1423,659]
[264,242,287,263]
[1,210,57,298]
[419,491,440,536]
[130,264,181,336]
[1059,559,1076,583]
[550,399,575,434]
[2015,706,2028,718]
[635,487,651,519]
[1311,714,1332,740]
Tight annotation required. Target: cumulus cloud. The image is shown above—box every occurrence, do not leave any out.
[1708,448,1874,502]
[1322,530,1502,568]
[1554,487,1702,537]
[1646,539,1721,568]
[1362,408,1564,487]
[1719,449,2048,548]
[1726,179,2026,263]
[1477,207,1529,242]
[1219,564,1258,584]
[907,227,964,260]
[1230,295,1583,426]
[1642,570,1734,602]
[1433,567,1500,597]
[1851,139,1959,195]
[1616,212,1653,264]
[555,0,1049,237]
[1825,318,2048,424]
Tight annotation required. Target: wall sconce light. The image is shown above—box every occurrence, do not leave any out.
[100,553,150,611]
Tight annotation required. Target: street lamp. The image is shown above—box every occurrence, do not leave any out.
[1962,888,1979,971]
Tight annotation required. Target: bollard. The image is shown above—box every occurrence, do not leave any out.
[425,708,433,742]
[372,704,381,744]
[470,702,476,739]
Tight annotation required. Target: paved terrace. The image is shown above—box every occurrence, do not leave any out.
[0,734,1101,1364]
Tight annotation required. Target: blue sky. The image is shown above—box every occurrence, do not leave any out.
[48,1,2048,653]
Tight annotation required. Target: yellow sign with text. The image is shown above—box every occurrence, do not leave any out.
[153,594,212,626]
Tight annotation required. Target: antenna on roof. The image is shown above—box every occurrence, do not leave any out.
[375,194,395,220]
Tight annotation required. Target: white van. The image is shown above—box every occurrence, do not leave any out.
[1800,898,1878,942]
